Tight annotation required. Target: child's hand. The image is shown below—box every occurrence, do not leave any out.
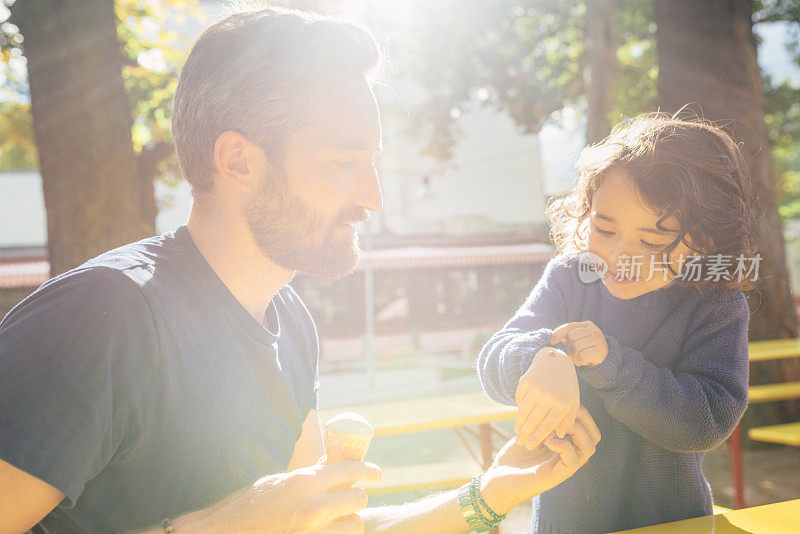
[514,347,580,450]
[481,406,600,515]
[550,321,609,368]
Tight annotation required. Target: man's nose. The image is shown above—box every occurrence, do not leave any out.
[354,166,383,213]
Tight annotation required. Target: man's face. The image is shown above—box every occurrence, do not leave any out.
[245,78,383,279]
[587,168,691,299]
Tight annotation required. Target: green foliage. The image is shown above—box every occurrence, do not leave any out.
[115,0,205,153]
[754,2,800,222]
[610,0,658,122]
[765,77,800,220]
[0,0,202,170]
[755,0,800,24]
[2,0,799,228]
[0,100,36,169]
[395,0,588,161]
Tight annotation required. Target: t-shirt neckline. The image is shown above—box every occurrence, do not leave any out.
[173,225,281,346]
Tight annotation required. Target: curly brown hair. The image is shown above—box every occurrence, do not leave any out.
[546,112,760,291]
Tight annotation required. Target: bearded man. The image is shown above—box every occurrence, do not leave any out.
[0,7,598,533]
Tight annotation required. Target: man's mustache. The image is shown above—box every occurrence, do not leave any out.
[336,207,370,226]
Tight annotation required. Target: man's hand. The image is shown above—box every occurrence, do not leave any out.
[170,460,382,534]
[550,321,609,368]
[481,406,601,516]
[514,346,580,450]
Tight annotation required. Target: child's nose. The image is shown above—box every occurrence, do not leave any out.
[608,244,624,267]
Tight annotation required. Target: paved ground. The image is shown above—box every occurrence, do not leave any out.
[703,441,800,509]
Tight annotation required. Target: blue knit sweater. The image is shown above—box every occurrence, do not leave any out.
[477,255,750,533]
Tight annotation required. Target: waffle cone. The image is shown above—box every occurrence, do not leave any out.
[324,412,375,464]
[324,427,373,463]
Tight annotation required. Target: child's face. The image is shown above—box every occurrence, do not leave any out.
[587,168,693,300]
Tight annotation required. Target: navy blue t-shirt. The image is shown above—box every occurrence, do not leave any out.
[0,226,319,532]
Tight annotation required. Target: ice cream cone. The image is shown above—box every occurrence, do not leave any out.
[324,412,375,464]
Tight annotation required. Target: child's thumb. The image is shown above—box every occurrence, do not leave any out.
[555,403,579,438]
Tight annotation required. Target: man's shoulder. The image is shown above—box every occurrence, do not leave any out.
[0,229,186,329]
[2,264,152,333]
[278,284,316,329]
[277,284,306,309]
[278,284,319,354]
[79,228,189,285]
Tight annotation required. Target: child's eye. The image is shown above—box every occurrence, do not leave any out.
[594,225,615,237]
[641,240,665,250]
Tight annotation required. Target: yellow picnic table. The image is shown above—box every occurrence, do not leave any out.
[319,392,517,496]
[728,338,800,508]
[610,498,800,533]
[319,392,517,438]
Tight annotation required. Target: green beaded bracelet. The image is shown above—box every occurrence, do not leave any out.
[457,474,507,532]
[457,479,493,532]
[469,475,506,527]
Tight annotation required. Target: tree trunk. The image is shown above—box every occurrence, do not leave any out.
[585,0,617,145]
[11,0,156,276]
[655,0,800,418]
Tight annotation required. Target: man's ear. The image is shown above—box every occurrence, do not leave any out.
[212,130,266,193]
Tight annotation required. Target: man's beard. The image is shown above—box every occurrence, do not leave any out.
[244,165,366,279]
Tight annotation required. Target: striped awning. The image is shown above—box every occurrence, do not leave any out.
[0,242,554,287]
[356,243,554,271]
[0,260,49,289]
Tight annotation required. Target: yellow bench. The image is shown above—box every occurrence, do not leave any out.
[725,339,800,509]
[748,338,800,361]
[748,382,800,403]
[748,422,800,447]
[744,339,800,448]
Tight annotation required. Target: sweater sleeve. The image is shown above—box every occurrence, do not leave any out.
[578,290,750,453]
[477,257,573,406]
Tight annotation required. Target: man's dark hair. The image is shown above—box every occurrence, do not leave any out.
[171,6,382,197]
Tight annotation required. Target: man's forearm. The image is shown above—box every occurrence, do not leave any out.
[361,490,471,534]
[132,496,226,533]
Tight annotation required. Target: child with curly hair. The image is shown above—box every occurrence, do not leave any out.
[478,114,759,533]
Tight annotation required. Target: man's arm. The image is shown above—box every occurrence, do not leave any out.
[362,407,600,534]
[0,458,65,534]
[133,461,381,533]
[0,411,378,534]
[135,409,372,533]
[361,491,465,534]
[288,409,325,471]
